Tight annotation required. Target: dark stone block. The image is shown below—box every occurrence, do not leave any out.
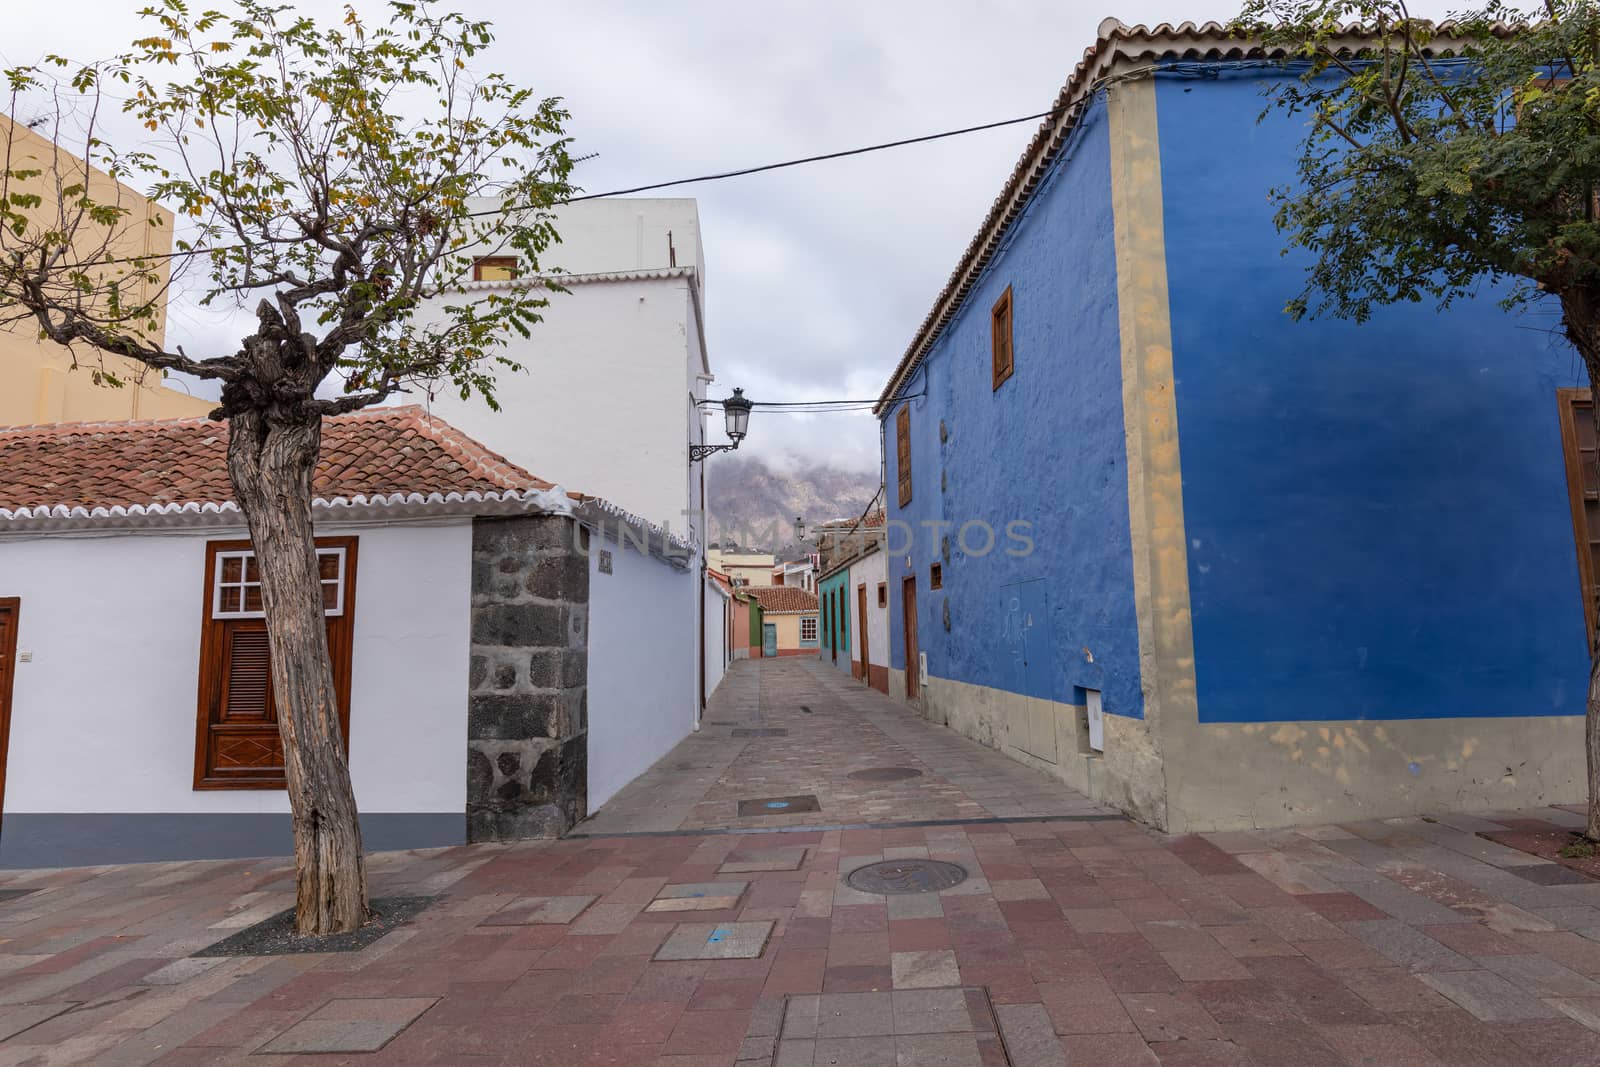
[467,749,493,798]
[471,559,494,597]
[469,655,488,689]
[497,779,522,800]
[524,555,590,602]
[472,515,576,557]
[468,693,555,740]
[496,751,521,776]
[468,805,571,843]
[472,603,567,648]
[527,649,587,689]
[492,663,518,690]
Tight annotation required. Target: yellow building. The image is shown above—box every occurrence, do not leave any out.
[706,549,776,588]
[0,115,213,426]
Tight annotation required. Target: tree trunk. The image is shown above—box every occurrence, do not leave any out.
[227,407,369,935]
[1558,290,1600,841]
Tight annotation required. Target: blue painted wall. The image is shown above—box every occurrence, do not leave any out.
[818,567,851,672]
[882,95,1145,719]
[1154,66,1591,722]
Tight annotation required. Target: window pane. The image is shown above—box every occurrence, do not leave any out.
[243,584,263,614]
[318,552,342,581]
[221,556,242,583]
[244,556,260,582]
[322,581,340,611]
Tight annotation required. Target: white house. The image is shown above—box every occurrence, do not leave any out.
[0,407,696,867]
[406,197,728,718]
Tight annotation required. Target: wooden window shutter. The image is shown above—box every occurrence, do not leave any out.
[896,405,913,507]
[1558,389,1600,648]
[992,285,1014,390]
[194,537,359,789]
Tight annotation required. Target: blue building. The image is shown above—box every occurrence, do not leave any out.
[875,19,1592,831]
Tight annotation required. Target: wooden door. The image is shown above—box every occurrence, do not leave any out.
[829,590,838,663]
[902,577,920,700]
[857,584,870,681]
[763,623,778,657]
[0,599,17,829]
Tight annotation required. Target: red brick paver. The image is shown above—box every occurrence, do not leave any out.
[0,661,1598,1064]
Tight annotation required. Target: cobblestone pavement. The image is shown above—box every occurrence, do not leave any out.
[3,662,1600,1063]
[579,659,1112,835]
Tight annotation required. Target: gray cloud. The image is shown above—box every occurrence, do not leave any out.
[6,0,1473,470]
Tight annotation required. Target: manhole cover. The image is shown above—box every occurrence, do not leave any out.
[737,794,820,816]
[732,728,787,738]
[847,767,923,783]
[846,860,968,895]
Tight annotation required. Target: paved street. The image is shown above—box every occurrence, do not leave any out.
[579,660,1112,834]
[2,661,1600,1063]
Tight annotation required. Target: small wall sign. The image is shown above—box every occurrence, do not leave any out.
[598,549,613,575]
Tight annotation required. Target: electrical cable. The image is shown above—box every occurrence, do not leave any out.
[23,106,1073,271]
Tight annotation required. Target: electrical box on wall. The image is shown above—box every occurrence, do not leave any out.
[1086,689,1105,752]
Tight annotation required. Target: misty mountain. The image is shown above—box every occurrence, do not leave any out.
[707,455,879,554]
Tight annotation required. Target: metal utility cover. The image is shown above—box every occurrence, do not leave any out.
[737,795,820,817]
[731,727,788,737]
[845,860,969,895]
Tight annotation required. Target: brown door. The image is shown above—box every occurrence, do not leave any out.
[830,590,837,663]
[902,577,920,700]
[857,584,870,682]
[0,599,17,829]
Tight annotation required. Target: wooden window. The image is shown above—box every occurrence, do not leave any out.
[1558,389,1600,647]
[877,581,887,608]
[472,256,519,281]
[991,285,1014,390]
[193,538,358,789]
[801,617,818,642]
[896,405,913,507]
[930,562,943,590]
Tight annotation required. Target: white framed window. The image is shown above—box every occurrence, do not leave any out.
[212,547,347,620]
[800,617,818,642]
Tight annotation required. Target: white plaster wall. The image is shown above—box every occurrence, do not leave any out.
[410,278,699,536]
[856,549,890,670]
[0,522,471,815]
[703,576,729,700]
[586,535,696,810]
[464,197,705,284]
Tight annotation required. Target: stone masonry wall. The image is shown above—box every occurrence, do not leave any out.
[467,514,590,841]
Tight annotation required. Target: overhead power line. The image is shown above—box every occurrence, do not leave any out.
[29,106,1071,271]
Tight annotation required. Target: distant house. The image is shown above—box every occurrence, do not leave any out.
[743,587,819,658]
[0,407,695,867]
[707,549,776,588]
[874,19,1589,832]
[817,513,888,692]
[772,557,817,593]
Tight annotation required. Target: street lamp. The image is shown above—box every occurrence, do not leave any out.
[794,515,807,541]
[691,388,753,462]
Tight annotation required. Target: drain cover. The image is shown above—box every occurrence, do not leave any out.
[732,728,787,738]
[737,794,820,816]
[847,767,923,783]
[846,860,969,895]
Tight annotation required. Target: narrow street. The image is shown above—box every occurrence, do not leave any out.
[580,659,1112,835]
[1,660,1600,1063]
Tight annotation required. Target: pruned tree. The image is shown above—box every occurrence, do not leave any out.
[0,0,574,933]
[1235,0,1600,835]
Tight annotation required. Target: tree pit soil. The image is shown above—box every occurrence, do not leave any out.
[194,895,438,957]
[1477,828,1600,882]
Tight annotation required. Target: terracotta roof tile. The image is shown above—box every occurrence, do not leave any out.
[745,586,818,614]
[0,405,550,512]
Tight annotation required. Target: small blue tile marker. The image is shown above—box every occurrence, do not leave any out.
[765,801,790,809]
[707,927,731,943]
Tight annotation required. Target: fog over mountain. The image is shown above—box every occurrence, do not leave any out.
[707,454,878,554]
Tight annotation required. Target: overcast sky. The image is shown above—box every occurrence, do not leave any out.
[5,0,1471,473]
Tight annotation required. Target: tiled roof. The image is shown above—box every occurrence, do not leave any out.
[874,18,1497,412]
[0,405,550,512]
[745,586,819,614]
